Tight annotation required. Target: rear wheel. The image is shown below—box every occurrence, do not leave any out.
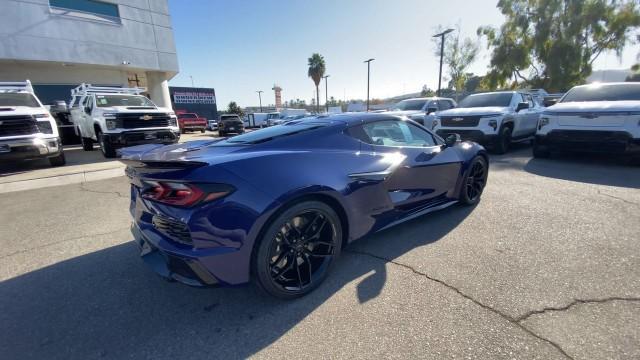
[459,156,488,205]
[493,126,512,154]
[253,201,343,299]
[49,151,66,167]
[200,129,205,133]
[81,137,93,151]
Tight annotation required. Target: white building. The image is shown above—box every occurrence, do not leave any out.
[0,0,178,107]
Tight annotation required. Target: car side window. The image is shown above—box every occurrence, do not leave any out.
[526,94,535,108]
[438,100,451,110]
[360,120,437,147]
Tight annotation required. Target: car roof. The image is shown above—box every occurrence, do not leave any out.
[302,112,406,126]
[570,82,639,89]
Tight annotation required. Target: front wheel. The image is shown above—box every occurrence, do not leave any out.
[532,142,551,158]
[200,129,205,133]
[253,201,343,299]
[49,151,66,167]
[459,156,488,205]
[98,132,117,158]
[493,126,512,154]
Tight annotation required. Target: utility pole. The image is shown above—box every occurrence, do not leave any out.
[433,28,454,96]
[364,58,374,111]
[256,90,263,112]
[322,75,330,113]
[189,75,195,88]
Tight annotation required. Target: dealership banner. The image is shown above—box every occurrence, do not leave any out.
[169,86,218,120]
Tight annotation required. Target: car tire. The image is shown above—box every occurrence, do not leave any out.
[532,143,551,158]
[98,132,117,158]
[48,151,66,167]
[253,200,343,299]
[180,129,186,134]
[459,156,488,206]
[81,137,93,151]
[493,126,512,154]
[200,129,205,133]
[219,131,226,137]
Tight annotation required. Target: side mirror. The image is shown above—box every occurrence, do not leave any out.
[84,106,91,114]
[426,107,437,114]
[444,133,461,147]
[543,98,558,107]
[516,102,529,112]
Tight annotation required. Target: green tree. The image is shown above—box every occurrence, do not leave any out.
[434,27,479,99]
[307,53,326,113]
[626,34,640,81]
[420,85,436,96]
[227,101,243,116]
[479,0,640,91]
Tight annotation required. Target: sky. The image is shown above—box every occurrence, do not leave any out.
[167,0,640,108]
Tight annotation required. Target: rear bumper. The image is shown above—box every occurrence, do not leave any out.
[436,129,498,145]
[131,223,223,287]
[536,130,640,154]
[103,130,179,148]
[0,136,63,162]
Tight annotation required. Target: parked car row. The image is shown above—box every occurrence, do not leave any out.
[385,83,640,160]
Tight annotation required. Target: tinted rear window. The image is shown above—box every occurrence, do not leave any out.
[0,93,40,107]
[458,93,513,108]
[225,122,328,144]
[180,113,197,118]
[561,84,640,102]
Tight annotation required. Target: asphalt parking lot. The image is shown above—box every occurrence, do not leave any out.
[1,145,639,359]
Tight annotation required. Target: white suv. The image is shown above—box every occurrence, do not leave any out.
[69,84,179,158]
[433,91,543,154]
[534,82,640,160]
[0,80,65,166]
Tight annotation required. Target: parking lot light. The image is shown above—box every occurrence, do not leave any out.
[433,28,454,97]
[364,58,375,111]
[323,75,330,113]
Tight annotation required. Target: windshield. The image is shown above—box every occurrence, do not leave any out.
[458,93,513,108]
[179,113,197,118]
[225,122,327,144]
[391,99,427,111]
[0,92,41,107]
[95,95,155,107]
[561,84,640,102]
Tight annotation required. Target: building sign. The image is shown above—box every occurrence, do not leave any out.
[173,90,216,105]
[169,86,218,120]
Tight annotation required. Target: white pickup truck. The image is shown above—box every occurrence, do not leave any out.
[433,91,543,154]
[534,82,640,161]
[70,84,180,158]
[0,80,65,166]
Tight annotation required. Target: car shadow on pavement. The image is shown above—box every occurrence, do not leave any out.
[0,204,473,359]
[524,153,640,189]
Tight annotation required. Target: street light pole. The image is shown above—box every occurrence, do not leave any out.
[433,28,454,96]
[256,90,263,112]
[364,58,374,111]
[189,75,195,88]
[322,75,330,113]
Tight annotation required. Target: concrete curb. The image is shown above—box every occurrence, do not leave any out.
[0,166,125,194]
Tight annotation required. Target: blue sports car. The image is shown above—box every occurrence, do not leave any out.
[120,113,489,299]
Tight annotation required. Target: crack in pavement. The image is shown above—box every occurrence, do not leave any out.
[80,182,129,199]
[0,227,131,260]
[345,249,575,360]
[516,297,640,323]
[596,190,640,207]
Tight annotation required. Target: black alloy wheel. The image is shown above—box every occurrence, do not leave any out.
[254,201,342,299]
[460,156,488,205]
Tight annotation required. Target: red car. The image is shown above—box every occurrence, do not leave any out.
[177,113,207,133]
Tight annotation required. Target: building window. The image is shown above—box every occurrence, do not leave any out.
[49,0,120,23]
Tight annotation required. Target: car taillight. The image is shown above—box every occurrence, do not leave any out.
[141,181,232,207]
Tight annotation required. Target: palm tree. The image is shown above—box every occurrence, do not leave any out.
[307,53,326,113]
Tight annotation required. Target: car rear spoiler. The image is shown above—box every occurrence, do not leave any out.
[121,159,208,176]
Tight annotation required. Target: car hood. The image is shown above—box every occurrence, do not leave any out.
[437,107,509,116]
[0,106,44,116]
[546,101,640,113]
